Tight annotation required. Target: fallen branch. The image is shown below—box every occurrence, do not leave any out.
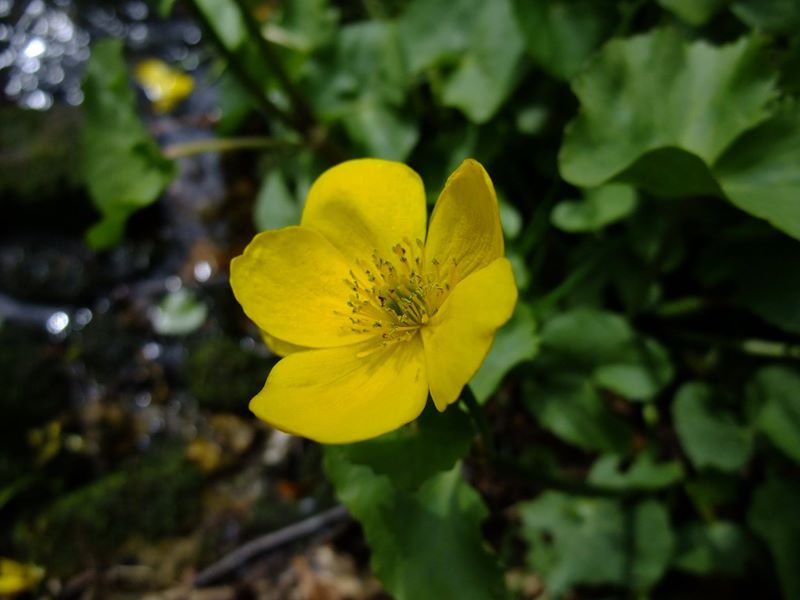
[193,504,350,587]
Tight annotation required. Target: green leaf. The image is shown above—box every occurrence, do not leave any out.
[684,472,741,519]
[616,147,724,198]
[698,235,800,333]
[150,289,208,336]
[520,493,674,594]
[325,21,408,106]
[312,21,418,160]
[324,456,504,600]
[540,308,633,367]
[559,29,776,191]
[471,303,538,403]
[194,0,244,49]
[551,184,638,233]
[157,0,177,18]
[658,0,728,26]
[592,338,673,401]
[558,29,800,240]
[515,104,548,135]
[216,71,257,134]
[512,0,617,80]
[631,500,675,590]
[272,0,339,52]
[397,0,479,74]
[674,521,752,575]
[540,309,673,401]
[714,106,800,241]
[342,98,419,160]
[398,0,524,123]
[192,0,284,97]
[325,404,473,491]
[520,492,627,594]
[499,198,523,239]
[440,0,525,123]
[747,366,800,463]
[525,374,633,453]
[748,478,800,599]
[254,170,302,231]
[731,0,800,33]
[672,382,753,471]
[588,452,684,491]
[81,39,176,250]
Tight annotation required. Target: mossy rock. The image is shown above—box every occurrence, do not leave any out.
[0,106,82,200]
[0,106,95,235]
[186,336,267,412]
[13,445,202,573]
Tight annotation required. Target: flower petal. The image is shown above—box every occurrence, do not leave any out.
[422,257,517,411]
[230,226,365,348]
[260,330,308,357]
[424,159,504,285]
[301,159,427,265]
[250,336,429,443]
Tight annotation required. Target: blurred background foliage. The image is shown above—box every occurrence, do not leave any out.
[2,0,800,598]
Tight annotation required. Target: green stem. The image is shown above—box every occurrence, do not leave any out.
[186,0,346,163]
[162,136,300,159]
[187,0,297,128]
[531,259,595,316]
[651,296,709,318]
[661,330,800,360]
[461,386,495,457]
[738,339,800,359]
[231,0,316,129]
[494,455,648,499]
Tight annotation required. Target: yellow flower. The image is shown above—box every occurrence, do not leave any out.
[230,159,517,443]
[0,558,44,596]
[134,58,194,113]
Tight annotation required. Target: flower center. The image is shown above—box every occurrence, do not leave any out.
[338,238,456,350]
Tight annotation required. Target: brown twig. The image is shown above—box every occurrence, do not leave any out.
[193,505,350,587]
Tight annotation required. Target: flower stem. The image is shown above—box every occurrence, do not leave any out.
[186,0,296,127]
[162,136,300,159]
[231,0,316,130]
[461,386,495,457]
[185,0,346,163]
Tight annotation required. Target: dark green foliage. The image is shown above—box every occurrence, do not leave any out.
[324,456,504,600]
[326,403,472,491]
[81,39,176,249]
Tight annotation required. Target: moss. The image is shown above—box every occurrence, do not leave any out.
[0,106,82,201]
[13,445,202,574]
[0,327,69,454]
[186,336,267,412]
[0,106,95,235]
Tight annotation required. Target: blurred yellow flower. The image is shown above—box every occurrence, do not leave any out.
[0,558,44,596]
[231,159,517,443]
[134,58,194,113]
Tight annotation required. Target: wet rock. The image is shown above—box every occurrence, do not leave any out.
[186,336,267,413]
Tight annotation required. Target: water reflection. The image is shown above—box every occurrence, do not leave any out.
[0,0,203,110]
[1,0,85,109]
[45,309,69,334]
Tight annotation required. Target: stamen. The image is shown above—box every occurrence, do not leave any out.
[338,239,453,349]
